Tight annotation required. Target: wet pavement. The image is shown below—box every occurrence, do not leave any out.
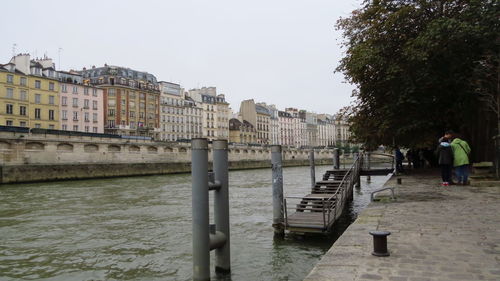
[305,169,500,281]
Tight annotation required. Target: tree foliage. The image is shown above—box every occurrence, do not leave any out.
[336,0,499,152]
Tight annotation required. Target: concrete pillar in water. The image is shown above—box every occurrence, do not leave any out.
[191,138,210,281]
[213,140,230,273]
[309,150,316,189]
[271,145,284,236]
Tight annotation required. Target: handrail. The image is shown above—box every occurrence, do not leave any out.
[283,151,365,231]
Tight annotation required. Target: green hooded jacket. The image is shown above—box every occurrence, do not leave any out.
[451,138,471,167]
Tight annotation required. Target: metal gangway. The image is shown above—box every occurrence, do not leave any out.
[283,153,363,234]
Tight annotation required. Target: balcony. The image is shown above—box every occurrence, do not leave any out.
[118,125,130,130]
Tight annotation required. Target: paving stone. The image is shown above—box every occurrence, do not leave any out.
[304,171,500,281]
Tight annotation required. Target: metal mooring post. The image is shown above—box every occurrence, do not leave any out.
[271,145,284,236]
[309,150,316,189]
[333,148,340,170]
[192,138,210,281]
[355,152,361,188]
[366,151,371,182]
[213,140,230,273]
[191,138,230,281]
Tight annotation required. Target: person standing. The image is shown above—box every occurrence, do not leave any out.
[451,135,471,185]
[435,138,453,186]
[395,147,405,173]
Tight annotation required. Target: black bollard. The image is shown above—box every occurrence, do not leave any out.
[369,231,391,257]
[397,178,402,184]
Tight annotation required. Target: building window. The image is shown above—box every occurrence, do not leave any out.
[72,86,78,94]
[6,74,13,84]
[35,94,41,104]
[85,112,89,122]
[20,77,27,86]
[62,124,67,130]
[20,90,27,100]
[93,113,97,122]
[92,88,97,96]
[73,111,78,121]
[49,82,55,91]
[20,106,26,116]
[92,100,98,110]
[20,121,26,127]
[85,126,89,132]
[108,109,115,116]
[35,108,41,119]
[61,84,67,92]
[73,125,78,131]
[62,110,67,120]
[49,110,54,120]
[35,80,41,89]
[35,123,41,128]
[6,120,13,126]
[62,96,67,106]
[49,95,55,105]
[84,88,89,95]
[49,124,55,129]
[6,88,13,98]
[84,99,89,108]
[107,120,115,128]
[93,127,98,133]
[73,98,78,107]
[108,88,115,96]
[6,104,13,114]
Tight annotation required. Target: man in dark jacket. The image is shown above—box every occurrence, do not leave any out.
[436,138,454,186]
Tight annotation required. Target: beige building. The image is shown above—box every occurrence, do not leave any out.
[229,118,256,144]
[159,81,184,141]
[239,99,270,144]
[188,87,229,141]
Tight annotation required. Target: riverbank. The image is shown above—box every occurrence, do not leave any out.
[304,169,500,281]
[0,158,346,184]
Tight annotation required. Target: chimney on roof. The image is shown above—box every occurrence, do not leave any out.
[92,65,95,69]
[104,63,108,67]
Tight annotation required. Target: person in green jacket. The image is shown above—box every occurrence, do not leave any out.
[450,135,471,185]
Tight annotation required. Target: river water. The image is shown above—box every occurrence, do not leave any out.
[0,165,389,281]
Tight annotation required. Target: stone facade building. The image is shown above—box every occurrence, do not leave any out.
[188,87,229,141]
[159,81,184,141]
[79,65,160,138]
[58,71,104,133]
[228,118,256,144]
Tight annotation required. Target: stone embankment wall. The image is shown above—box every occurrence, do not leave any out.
[0,131,336,183]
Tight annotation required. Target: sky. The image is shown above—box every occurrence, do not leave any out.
[0,0,361,115]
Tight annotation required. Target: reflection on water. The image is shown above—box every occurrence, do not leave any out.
[0,166,388,281]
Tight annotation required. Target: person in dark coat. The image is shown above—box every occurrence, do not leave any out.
[435,138,454,186]
[395,147,405,173]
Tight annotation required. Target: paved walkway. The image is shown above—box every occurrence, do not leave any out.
[304,170,500,281]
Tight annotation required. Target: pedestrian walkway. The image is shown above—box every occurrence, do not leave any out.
[304,170,500,281]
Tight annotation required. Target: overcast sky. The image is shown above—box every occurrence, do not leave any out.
[1,0,361,115]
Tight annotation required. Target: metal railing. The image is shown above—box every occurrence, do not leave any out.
[283,152,363,231]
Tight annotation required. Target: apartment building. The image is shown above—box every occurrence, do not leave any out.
[228,118,256,144]
[79,65,160,138]
[0,54,59,129]
[58,71,103,133]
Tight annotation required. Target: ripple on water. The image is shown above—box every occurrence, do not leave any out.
[0,167,389,281]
